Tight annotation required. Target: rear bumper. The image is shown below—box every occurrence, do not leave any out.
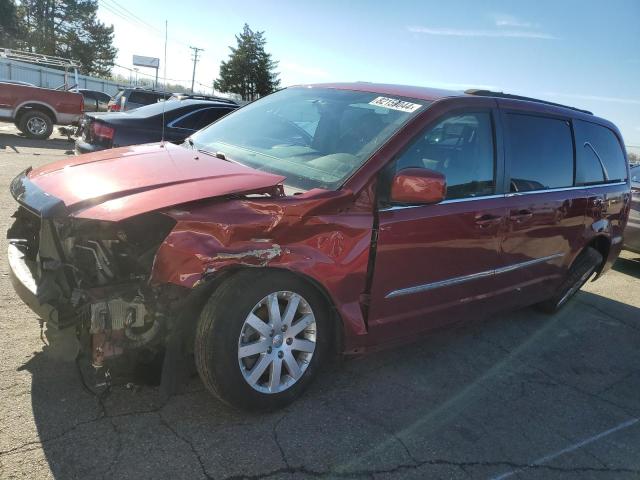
[7,244,59,324]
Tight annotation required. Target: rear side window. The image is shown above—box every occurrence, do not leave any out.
[112,90,124,103]
[506,114,574,192]
[574,120,628,185]
[173,107,233,130]
[95,92,112,103]
[129,91,161,105]
[392,111,495,200]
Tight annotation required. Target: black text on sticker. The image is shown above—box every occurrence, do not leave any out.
[369,96,422,113]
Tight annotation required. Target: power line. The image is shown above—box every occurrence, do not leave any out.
[113,63,190,85]
[96,2,211,90]
[189,46,204,93]
[103,0,163,35]
[97,0,191,48]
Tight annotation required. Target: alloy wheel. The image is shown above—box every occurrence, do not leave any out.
[26,116,47,136]
[237,291,317,394]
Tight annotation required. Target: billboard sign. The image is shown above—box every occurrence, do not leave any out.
[132,55,160,69]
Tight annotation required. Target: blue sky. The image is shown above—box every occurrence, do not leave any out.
[97,0,640,151]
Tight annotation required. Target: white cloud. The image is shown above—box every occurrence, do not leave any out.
[492,14,538,29]
[407,26,557,40]
[542,92,640,105]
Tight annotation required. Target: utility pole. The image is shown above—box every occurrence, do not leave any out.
[189,46,204,93]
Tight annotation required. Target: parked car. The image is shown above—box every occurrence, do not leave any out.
[78,89,112,113]
[0,80,83,139]
[107,87,172,112]
[623,164,640,253]
[7,83,631,411]
[75,98,238,153]
[168,93,237,103]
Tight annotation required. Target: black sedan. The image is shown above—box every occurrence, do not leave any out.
[75,98,237,154]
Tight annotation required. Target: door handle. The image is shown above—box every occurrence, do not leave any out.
[474,213,502,227]
[509,209,533,222]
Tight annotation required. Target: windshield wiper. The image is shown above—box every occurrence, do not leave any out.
[197,148,232,162]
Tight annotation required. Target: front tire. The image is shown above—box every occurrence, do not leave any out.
[537,247,602,314]
[20,111,53,139]
[195,270,331,411]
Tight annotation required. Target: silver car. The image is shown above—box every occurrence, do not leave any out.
[625,164,640,253]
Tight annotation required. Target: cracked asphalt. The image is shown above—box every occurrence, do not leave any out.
[1,124,640,479]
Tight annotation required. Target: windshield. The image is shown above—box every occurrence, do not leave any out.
[189,87,427,190]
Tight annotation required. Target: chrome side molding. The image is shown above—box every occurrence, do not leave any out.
[385,253,565,299]
[381,181,628,212]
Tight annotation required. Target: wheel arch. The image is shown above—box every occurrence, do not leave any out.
[586,234,611,279]
[15,102,57,124]
[197,266,345,355]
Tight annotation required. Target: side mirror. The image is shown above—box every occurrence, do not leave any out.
[390,168,447,204]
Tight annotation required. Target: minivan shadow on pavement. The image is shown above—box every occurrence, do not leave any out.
[12,290,640,479]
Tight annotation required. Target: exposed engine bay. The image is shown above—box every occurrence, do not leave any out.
[7,207,180,373]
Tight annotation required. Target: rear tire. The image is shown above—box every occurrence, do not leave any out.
[195,270,331,411]
[19,110,54,139]
[537,247,602,314]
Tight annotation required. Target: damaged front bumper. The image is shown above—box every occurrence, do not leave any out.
[7,170,181,373]
[7,242,60,325]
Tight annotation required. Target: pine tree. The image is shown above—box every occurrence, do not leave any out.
[0,0,20,48]
[15,0,117,76]
[215,24,280,101]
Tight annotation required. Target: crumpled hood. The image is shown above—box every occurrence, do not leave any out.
[25,142,286,221]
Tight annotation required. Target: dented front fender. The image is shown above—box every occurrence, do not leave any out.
[150,188,375,352]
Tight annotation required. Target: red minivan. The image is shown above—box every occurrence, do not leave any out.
[7,83,631,410]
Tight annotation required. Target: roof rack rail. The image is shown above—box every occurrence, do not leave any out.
[465,89,593,115]
[171,93,237,105]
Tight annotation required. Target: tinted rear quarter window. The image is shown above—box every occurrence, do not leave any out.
[574,120,628,185]
[174,107,233,130]
[129,91,162,105]
[506,114,574,192]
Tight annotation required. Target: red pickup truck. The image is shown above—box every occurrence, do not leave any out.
[0,81,83,139]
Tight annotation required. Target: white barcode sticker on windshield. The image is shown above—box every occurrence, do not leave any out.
[369,96,422,113]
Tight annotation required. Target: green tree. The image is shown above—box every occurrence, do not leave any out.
[215,24,280,101]
[16,0,117,76]
[0,0,20,48]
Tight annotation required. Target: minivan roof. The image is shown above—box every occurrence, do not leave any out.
[300,82,598,120]
[300,82,464,102]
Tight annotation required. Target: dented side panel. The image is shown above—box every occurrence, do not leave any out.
[151,189,376,352]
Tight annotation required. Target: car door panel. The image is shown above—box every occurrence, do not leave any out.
[495,189,588,305]
[366,107,506,344]
[367,198,506,343]
[493,108,586,306]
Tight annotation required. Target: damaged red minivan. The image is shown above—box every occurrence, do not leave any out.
[7,83,631,410]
